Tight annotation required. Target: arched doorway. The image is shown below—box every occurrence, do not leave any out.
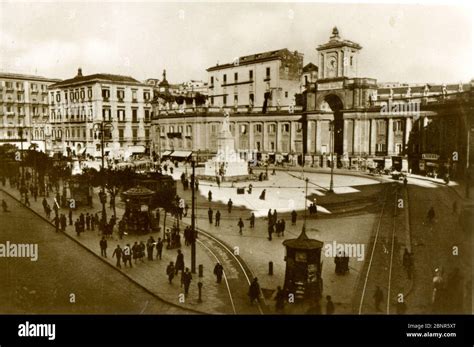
[324,95,344,156]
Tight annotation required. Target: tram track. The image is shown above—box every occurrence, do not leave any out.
[357,182,400,314]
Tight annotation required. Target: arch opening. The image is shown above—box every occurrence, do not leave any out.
[324,94,344,156]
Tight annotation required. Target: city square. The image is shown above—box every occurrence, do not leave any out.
[0,1,472,317]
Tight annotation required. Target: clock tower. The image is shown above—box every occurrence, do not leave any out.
[317,27,362,80]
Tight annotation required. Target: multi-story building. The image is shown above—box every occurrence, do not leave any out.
[48,68,153,160]
[207,48,304,110]
[0,73,60,152]
[153,27,473,182]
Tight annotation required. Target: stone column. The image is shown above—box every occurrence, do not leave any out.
[307,120,312,155]
[370,118,376,155]
[276,121,282,153]
[343,118,349,154]
[404,117,412,149]
[315,120,322,154]
[387,118,394,155]
[353,118,360,155]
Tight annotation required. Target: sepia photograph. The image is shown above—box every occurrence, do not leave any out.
[0,0,472,340]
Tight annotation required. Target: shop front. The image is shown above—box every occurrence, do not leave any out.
[420,153,440,177]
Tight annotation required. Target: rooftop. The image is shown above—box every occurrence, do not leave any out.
[207,48,302,72]
[50,68,144,88]
[0,72,61,83]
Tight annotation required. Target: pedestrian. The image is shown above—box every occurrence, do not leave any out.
[112,245,122,268]
[181,267,193,295]
[248,277,260,305]
[213,262,224,283]
[175,249,184,275]
[2,199,8,212]
[208,207,213,224]
[259,189,266,200]
[139,241,146,263]
[132,242,139,264]
[68,208,73,226]
[60,213,67,232]
[250,213,255,228]
[281,219,286,236]
[123,244,132,267]
[24,193,30,207]
[268,223,273,241]
[208,190,212,202]
[184,202,189,217]
[166,262,175,284]
[52,214,60,233]
[227,199,233,213]
[326,295,335,315]
[86,213,91,230]
[373,286,384,312]
[274,286,285,312]
[215,210,221,226]
[100,236,108,257]
[146,236,155,261]
[291,210,297,225]
[156,238,163,260]
[238,217,244,235]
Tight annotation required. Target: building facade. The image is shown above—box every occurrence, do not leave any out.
[153,27,473,180]
[0,73,59,152]
[48,68,153,160]
[207,48,304,111]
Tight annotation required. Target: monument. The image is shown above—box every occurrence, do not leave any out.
[203,111,249,180]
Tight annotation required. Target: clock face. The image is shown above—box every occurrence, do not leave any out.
[327,57,337,70]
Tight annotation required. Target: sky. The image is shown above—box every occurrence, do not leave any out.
[0,1,473,85]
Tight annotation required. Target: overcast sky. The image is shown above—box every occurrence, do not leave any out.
[0,1,472,84]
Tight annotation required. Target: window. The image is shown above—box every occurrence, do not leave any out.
[80,89,85,100]
[211,125,216,133]
[350,56,353,66]
[119,129,124,140]
[249,70,253,80]
[377,120,386,135]
[132,90,138,102]
[234,95,238,104]
[255,124,262,133]
[240,124,247,134]
[283,124,290,133]
[285,91,289,98]
[64,91,68,101]
[117,89,125,101]
[223,74,227,84]
[393,120,403,133]
[186,125,192,135]
[102,108,111,121]
[102,89,110,100]
[376,143,386,152]
[75,90,79,100]
[69,91,74,101]
[132,108,138,122]
[284,65,289,73]
[223,95,227,106]
[145,129,150,139]
[210,76,214,85]
[143,90,150,101]
[87,88,92,99]
[56,93,60,102]
[144,109,150,121]
[270,142,275,151]
[266,67,270,78]
[117,109,125,121]
[268,124,276,134]
[234,72,238,82]
[132,129,138,139]
[249,93,254,105]
[31,83,37,91]
[256,141,261,151]
[178,125,183,133]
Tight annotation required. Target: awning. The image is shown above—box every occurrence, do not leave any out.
[162,150,172,156]
[170,150,192,158]
[128,145,146,154]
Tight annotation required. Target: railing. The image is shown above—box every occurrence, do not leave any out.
[155,104,303,116]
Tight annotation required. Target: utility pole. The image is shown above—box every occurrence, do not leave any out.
[191,159,196,273]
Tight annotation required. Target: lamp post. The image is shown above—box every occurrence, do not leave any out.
[303,177,309,231]
[93,121,114,224]
[190,157,197,273]
[18,126,25,180]
[328,120,335,193]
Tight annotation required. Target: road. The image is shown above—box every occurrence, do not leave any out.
[0,191,192,314]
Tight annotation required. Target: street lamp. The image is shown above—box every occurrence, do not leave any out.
[190,155,197,274]
[93,121,114,224]
[328,120,335,193]
[303,177,309,231]
[18,126,25,180]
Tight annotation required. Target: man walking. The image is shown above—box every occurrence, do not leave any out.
[250,213,255,228]
[123,244,132,267]
[208,207,213,224]
[237,217,244,235]
[215,210,221,226]
[112,245,122,268]
[227,199,233,213]
[181,268,193,295]
[291,210,297,225]
[100,236,108,257]
[166,262,175,284]
[248,277,260,305]
[156,238,163,260]
[175,249,184,275]
[213,262,224,283]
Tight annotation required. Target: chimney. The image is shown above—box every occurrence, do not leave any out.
[77,67,83,77]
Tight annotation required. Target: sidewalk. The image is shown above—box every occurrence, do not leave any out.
[1,182,235,315]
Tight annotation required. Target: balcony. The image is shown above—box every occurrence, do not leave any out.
[103,97,110,102]
[167,132,182,139]
[264,77,271,82]
[31,89,39,94]
[132,98,138,103]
